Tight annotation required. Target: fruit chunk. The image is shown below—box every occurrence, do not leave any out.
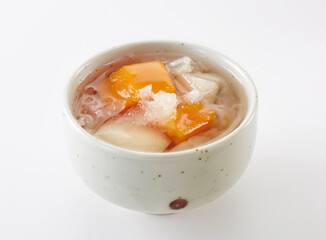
[98,61,176,108]
[179,73,220,103]
[161,103,216,144]
[166,56,207,75]
[94,120,171,152]
[169,128,220,152]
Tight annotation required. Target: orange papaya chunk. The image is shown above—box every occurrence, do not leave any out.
[98,61,176,108]
[162,103,216,144]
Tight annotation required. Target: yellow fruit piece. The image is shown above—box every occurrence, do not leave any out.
[161,103,216,144]
[98,61,176,108]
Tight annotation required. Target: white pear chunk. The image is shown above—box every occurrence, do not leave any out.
[166,56,195,75]
[94,121,171,152]
[169,128,220,152]
[166,56,208,75]
[180,73,221,103]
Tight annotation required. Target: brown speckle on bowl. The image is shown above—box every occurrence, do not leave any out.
[140,170,144,174]
[230,142,233,146]
[181,171,184,174]
[226,173,229,176]
[169,198,188,210]
[153,177,156,180]
[158,174,162,178]
[221,168,224,172]
[199,157,202,160]
[205,149,208,153]
[132,193,139,198]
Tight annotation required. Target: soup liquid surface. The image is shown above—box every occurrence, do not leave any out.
[73,54,246,152]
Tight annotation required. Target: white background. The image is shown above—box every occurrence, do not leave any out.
[1,0,325,239]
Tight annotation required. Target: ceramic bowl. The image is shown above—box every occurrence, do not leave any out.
[63,41,258,214]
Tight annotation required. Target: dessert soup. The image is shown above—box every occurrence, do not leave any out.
[72,53,247,152]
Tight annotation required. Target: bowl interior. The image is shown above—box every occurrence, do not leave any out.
[64,41,258,157]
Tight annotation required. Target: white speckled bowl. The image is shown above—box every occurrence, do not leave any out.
[63,41,258,214]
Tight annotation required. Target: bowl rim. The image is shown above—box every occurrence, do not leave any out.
[63,40,258,158]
